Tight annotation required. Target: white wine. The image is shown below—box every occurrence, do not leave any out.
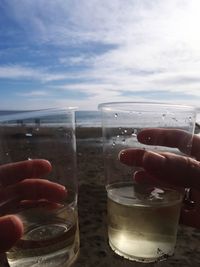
[7,204,79,267]
[107,183,182,263]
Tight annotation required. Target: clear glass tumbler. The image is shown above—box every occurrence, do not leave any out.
[98,102,196,263]
[0,108,79,267]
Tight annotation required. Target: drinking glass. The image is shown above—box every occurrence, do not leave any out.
[0,108,79,267]
[98,102,196,263]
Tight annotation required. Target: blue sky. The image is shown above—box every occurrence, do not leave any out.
[1,0,200,110]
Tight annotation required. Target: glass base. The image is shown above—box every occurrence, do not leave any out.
[8,247,79,267]
[109,240,172,263]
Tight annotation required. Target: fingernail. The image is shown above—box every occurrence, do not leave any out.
[58,184,67,194]
[49,181,67,195]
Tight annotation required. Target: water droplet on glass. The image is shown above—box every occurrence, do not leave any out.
[6,152,9,156]
[189,116,192,121]
[162,114,166,120]
[112,141,116,147]
[114,113,118,118]
[28,157,32,160]
[122,138,126,143]
[116,135,120,138]
[124,129,127,133]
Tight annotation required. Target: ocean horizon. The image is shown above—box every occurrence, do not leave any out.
[0,109,200,128]
[0,110,101,128]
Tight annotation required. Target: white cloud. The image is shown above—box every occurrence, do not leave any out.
[2,0,200,109]
[59,56,88,65]
[0,65,42,79]
[0,65,72,82]
[16,90,48,97]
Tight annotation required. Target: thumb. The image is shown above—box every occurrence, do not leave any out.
[0,215,23,253]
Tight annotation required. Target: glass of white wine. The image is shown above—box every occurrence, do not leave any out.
[0,108,79,267]
[98,102,196,263]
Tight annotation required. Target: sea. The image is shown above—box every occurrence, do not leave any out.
[0,109,200,128]
[0,110,102,128]
[76,111,101,127]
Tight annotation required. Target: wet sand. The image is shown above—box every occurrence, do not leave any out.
[1,126,200,266]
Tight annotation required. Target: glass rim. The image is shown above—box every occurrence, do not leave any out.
[98,101,196,112]
[0,107,78,112]
[106,182,183,207]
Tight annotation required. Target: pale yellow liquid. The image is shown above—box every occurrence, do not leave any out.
[107,183,181,262]
[7,204,79,267]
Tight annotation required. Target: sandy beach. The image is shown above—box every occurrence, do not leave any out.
[0,126,200,266]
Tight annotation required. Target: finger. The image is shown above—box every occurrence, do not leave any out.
[19,199,63,210]
[119,148,146,166]
[134,170,168,188]
[134,170,158,185]
[119,149,200,190]
[0,215,23,253]
[0,179,67,204]
[137,128,200,158]
[142,151,200,189]
[180,208,200,229]
[0,199,63,216]
[0,159,52,186]
[134,170,185,196]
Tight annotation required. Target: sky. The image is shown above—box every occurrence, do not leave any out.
[1,0,200,110]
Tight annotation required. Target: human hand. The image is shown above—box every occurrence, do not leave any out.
[0,159,67,253]
[119,128,200,229]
